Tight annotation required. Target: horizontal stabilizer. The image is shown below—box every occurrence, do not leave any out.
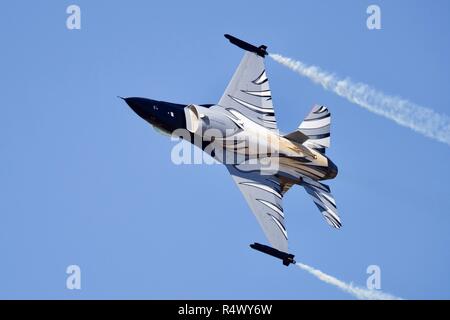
[301,176,341,229]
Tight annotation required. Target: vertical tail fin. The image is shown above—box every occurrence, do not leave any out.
[298,105,331,154]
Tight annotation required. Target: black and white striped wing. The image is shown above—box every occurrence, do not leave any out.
[227,165,288,252]
[218,52,278,132]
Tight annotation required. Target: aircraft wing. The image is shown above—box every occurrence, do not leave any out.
[218,51,278,132]
[226,164,288,252]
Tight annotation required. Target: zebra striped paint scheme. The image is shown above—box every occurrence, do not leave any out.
[215,43,339,252]
[252,70,268,85]
[218,52,278,132]
[242,89,272,99]
[239,181,283,199]
[228,95,274,114]
[257,199,284,218]
[301,176,341,229]
[124,35,342,263]
[227,163,289,252]
[298,105,331,154]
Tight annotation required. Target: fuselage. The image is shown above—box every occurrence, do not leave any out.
[123,97,338,183]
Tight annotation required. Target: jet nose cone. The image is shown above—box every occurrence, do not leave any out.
[122,97,155,121]
[325,159,338,180]
[123,97,143,117]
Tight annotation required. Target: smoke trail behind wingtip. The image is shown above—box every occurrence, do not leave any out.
[269,53,450,147]
[296,262,402,300]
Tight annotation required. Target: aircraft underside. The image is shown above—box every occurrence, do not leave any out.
[123,34,341,266]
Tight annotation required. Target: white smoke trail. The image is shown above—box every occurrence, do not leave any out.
[296,262,402,300]
[270,53,450,146]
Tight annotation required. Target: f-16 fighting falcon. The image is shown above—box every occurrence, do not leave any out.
[122,34,340,266]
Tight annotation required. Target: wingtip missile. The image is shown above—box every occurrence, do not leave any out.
[250,242,296,266]
[224,34,268,57]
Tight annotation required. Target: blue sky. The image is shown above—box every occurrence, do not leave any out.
[1,0,450,299]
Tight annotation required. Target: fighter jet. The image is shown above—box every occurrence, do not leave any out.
[122,34,340,266]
